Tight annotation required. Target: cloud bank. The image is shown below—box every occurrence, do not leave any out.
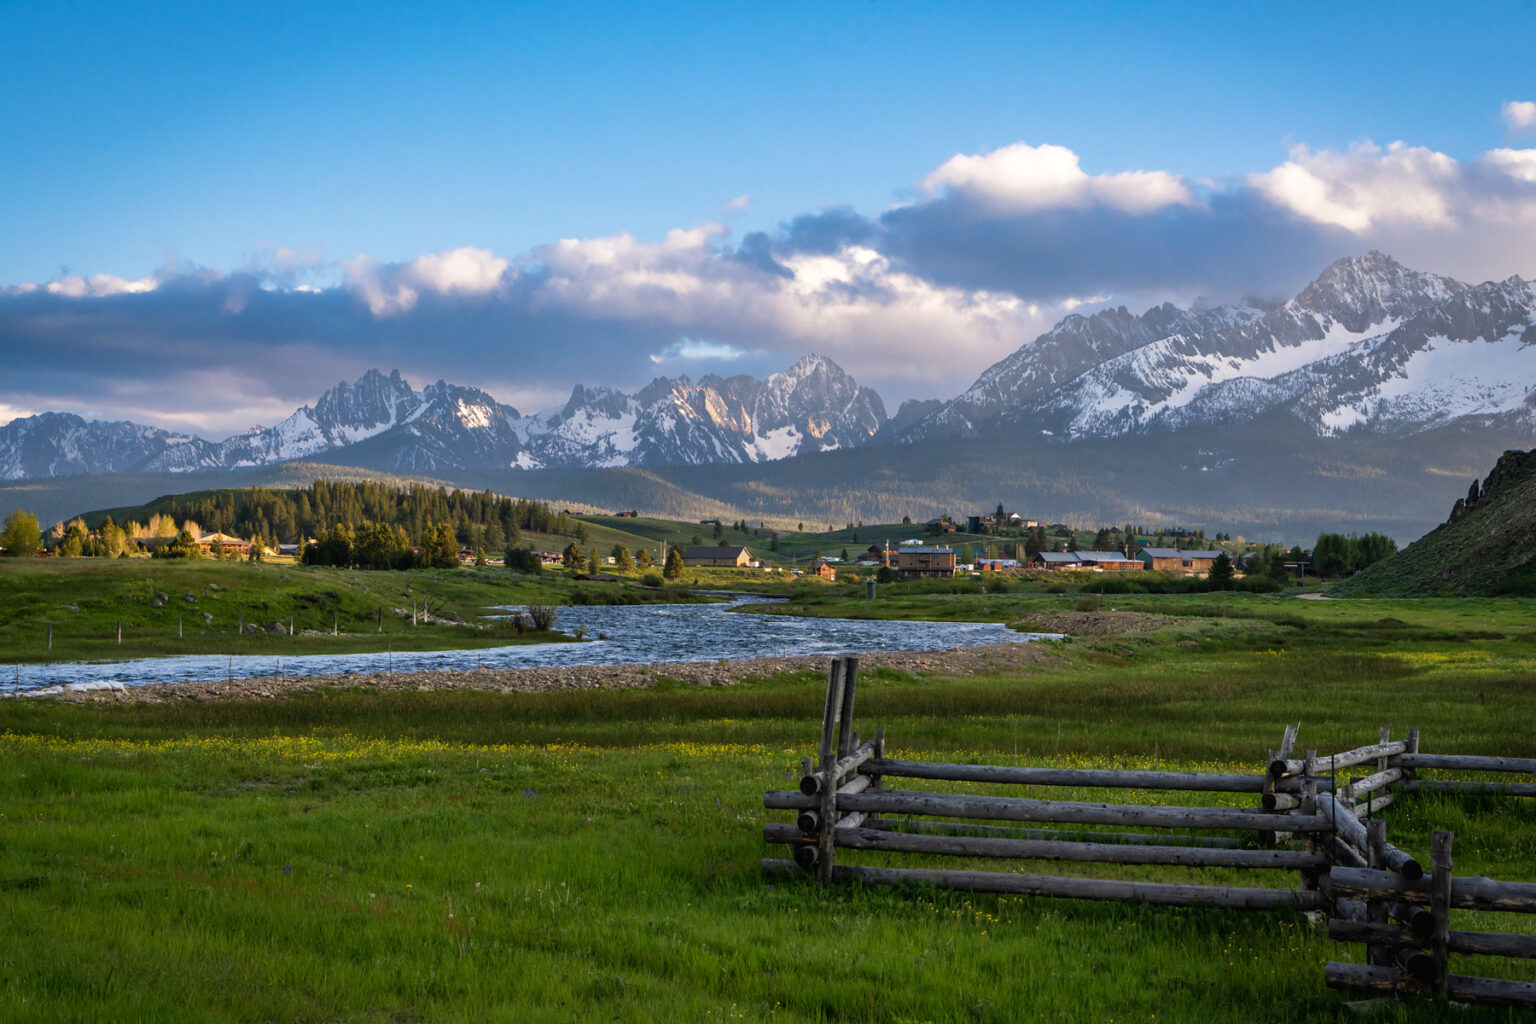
[4,125,1536,436]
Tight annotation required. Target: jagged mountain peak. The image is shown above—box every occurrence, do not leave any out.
[1290,250,1463,333]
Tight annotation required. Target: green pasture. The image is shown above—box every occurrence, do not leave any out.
[0,559,707,663]
[3,595,1535,1022]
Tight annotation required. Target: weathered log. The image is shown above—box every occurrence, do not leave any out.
[1396,947,1435,984]
[1328,919,1536,959]
[1402,780,1536,797]
[861,758,1271,793]
[872,818,1288,849]
[836,656,860,757]
[1323,835,1367,869]
[796,809,820,834]
[1339,768,1403,801]
[792,843,817,870]
[763,788,1332,832]
[1391,901,1433,938]
[1394,753,1536,774]
[760,859,1329,910]
[1262,792,1300,812]
[1352,792,1394,817]
[800,742,877,795]
[1326,865,1536,913]
[815,660,846,883]
[1317,795,1421,879]
[1271,740,1408,779]
[761,822,1328,870]
[1324,961,1536,1009]
[1431,831,1452,997]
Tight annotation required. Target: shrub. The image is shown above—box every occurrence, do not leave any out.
[526,605,557,631]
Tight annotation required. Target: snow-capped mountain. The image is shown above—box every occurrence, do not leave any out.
[0,357,887,479]
[514,354,886,468]
[0,413,216,480]
[901,252,1536,442]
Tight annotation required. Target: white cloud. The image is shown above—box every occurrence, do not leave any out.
[1248,141,1460,232]
[649,337,748,363]
[725,193,751,212]
[922,141,1196,214]
[43,273,158,298]
[1485,148,1536,183]
[1503,100,1536,134]
[343,246,509,315]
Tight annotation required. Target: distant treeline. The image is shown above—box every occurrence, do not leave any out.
[94,480,583,550]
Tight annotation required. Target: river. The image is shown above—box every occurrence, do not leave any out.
[5,598,1054,695]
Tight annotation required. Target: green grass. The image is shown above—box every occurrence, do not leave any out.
[0,558,711,663]
[3,595,1536,1021]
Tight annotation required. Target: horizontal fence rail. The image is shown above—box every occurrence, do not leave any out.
[764,788,1334,833]
[762,859,1331,910]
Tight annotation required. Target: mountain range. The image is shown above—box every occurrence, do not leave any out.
[4,252,1535,538]
[0,354,886,479]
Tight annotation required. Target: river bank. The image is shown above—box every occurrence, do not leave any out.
[31,639,1066,703]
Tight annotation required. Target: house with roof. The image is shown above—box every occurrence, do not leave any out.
[682,545,751,567]
[197,532,251,557]
[1138,547,1225,573]
[895,546,956,578]
[1075,550,1144,571]
[1030,551,1083,570]
[808,557,838,580]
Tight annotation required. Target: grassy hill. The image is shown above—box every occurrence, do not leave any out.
[1336,449,1536,596]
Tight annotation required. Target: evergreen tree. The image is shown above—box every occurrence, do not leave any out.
[1207,552,1235,590]
[613,545,635,571]
[635,548,652,569]
[562,541,584,572]
[663,545,685,581]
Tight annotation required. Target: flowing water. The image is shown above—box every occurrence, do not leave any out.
[5,598,1055,696]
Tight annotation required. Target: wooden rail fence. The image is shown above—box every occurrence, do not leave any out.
[763,657,1536,1010]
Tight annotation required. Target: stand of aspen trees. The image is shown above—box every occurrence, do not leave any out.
[763,657,1536,1010]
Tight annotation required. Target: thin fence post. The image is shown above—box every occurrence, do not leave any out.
[47,623,52,650]
[1431,831,1453,998]
[117,620,122,644]
[817,658,847,883]
[178,614,183,639]
[289,613,294,636]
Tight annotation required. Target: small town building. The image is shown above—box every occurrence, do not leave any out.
[1076,551,1144,571]
[808,558,837,580]
[1138,547,1225,573]
[682,545,751,567]
[896,546,956,578]
[1030,552,1082,570]
[197,532,251,556]
[864,543,896,566]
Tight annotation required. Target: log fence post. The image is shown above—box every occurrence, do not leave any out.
[837,656,860,758]
[817,658,848,883]
[47,623,52,650]
[1365,818,1390,967]
[178,614,183,639]
[1431,831,1453,999]
[1301,750,1318,891]
[117,620,122,644]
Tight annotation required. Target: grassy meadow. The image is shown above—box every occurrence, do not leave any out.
[3,587,1535,1021]
[0,558,734,664]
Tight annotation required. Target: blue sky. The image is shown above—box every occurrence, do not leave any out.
[3,1,1535,432]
